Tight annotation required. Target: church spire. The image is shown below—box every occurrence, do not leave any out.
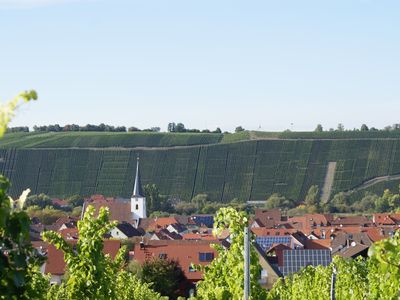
[132,156,144,197]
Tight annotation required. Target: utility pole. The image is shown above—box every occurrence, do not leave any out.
[244,226,250,300]
[330,264,337,300]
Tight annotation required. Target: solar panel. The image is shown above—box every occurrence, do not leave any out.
[192,215,214,228]
[280,249,332,276]
[255,236,292,252]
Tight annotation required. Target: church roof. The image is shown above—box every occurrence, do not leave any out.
[132,157,144,197]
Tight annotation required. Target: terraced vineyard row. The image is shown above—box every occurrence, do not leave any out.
[2,139,400,201]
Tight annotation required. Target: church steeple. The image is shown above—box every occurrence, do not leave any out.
[131,156,147,225]
[132,156,144,197]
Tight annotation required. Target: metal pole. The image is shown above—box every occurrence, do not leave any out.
[330,264,337,300]
[244,226,250,300]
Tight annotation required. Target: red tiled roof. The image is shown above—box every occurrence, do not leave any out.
[59,228,79,240]
[255,209,282,228]
[147,217,179,231]
[304,239,331,250]
[52,198,69,207]
[133,240,220,281]
[85,198,133,223]
[251,228,296,236]
[182,233,219,241]
[373,213,400,225]
[331,216,372,226]
[45,240,121,275]
[288,214,333,231]
[52,216,79,231]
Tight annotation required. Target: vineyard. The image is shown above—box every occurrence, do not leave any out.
[0,131,223,148]
[2,134,400,201]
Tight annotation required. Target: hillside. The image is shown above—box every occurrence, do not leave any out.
[2,131,400,201]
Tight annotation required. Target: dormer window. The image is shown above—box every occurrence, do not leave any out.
[199,252,214,262]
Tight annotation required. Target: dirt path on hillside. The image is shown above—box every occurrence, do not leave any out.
[20,137,400,151]
[344,173,400,196]
[321,162,337,203]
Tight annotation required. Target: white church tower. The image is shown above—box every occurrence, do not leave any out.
[131,157,147,227]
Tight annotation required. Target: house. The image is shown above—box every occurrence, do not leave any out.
[288,214,333,233]
[253,244,282,289]
[44,240,121,284]
[251,227,296,237]
[190,215,214,228]
[59,228,79,240]
[254,209,282,228]
[150,228,182,240]
[271,249,332,277]
[331,216,372,227]
[53,216,79,231]
[133,239,220,284]
[109,222,143,239]
[144,217,180,232]
[338,244,369,258]
[167,223,188,234]
[373,213,400,226]
[363,227,396,242]
[52,198,70,209]
[331,232,372,255]
[255,235,304,252]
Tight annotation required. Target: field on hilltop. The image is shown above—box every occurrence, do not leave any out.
[3,130,400,202]
[0,131,224,148]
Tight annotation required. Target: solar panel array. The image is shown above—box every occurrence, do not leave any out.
[192,215,214,228]
[255,236,292,252]
[280,249,331,276]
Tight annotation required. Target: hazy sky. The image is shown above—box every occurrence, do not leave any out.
[1,0,399,132]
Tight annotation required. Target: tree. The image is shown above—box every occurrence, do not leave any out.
[381,189,400,211]
[194,207,267,299]
[42,206,165,299]
[235,126,245,133]
[305,185,320,212]
[25,193,52,209]
[42,206,120,299]
[175,123,186,132]
[337,123,345,131]
[351,192,379,213]
[374,194,390,213]
[141,259,187,299]
[144,184,171,213]
[26,206,67,225]
[213,127,222,133]
[128,126,141,132]
[0,91,49,299]
[329,192,351,213]
[265,193,293,210]
[174,202,197,215]
[314,124,323,132]
[167,122,176,132]
[191,193,209,212]
[66,194,84,207]
[360,124,369,131]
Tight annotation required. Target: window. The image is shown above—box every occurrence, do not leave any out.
[159,253,167,259]
[199,252,214,262]
[135,204,139,210]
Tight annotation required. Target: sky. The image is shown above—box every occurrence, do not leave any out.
[1,0,399,132]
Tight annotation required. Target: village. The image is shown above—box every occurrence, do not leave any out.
[29,159,400,295]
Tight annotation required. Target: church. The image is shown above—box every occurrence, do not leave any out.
[83,157,147,228]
